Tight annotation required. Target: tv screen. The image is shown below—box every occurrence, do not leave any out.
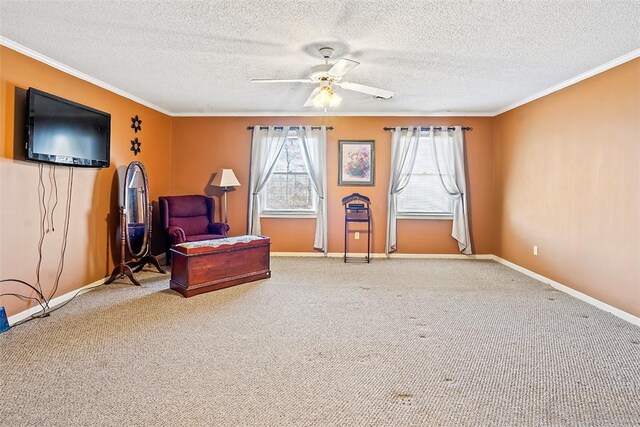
[26,88,111,168]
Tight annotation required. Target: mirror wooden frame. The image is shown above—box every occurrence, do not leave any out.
[106,161,165,286]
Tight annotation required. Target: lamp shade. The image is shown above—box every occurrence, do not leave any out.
[212,169,241,188]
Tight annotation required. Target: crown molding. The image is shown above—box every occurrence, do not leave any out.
[0,36,172,116]
[494,48,640,116]
[2,35,638,118]
[170,111,496,117]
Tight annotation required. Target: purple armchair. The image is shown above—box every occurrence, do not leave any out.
[159,195,230,263]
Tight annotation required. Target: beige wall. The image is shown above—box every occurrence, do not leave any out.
[170,116,496,255]
[0,46,172,317]
[493,58,640,317]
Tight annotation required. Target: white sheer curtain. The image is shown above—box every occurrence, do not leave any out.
[385,127,421,255]
[429,126,472,254]
[247,126,290,236]
[296,126,328,254]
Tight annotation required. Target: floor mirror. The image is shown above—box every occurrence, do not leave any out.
[106,161,165,286]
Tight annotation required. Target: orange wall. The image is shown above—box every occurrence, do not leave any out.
[0,46,172,317]
[3,42,637,321]
[170,116,496,255]
[494,58,640,317]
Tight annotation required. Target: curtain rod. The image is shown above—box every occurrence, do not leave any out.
[383,126,472,131]
[247,126,334,130]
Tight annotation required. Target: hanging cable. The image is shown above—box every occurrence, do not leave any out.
[46,165,54,232]
[3,165,102,329]
[0,293,42,303]
[51,165,59,232]
[1,167,77,327]
[0,278,46,302]
[49,167,73,301]
[0,279,48,320]
[35,164,48,306]
[0,293,47,318]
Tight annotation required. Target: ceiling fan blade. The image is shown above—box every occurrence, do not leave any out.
[337,82,395,99]
[303,87,322,107]
[327,58,359,78]
[251,79,315,83]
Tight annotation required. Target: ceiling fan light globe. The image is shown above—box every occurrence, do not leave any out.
[312,86,330,105]
[329,94,342,107]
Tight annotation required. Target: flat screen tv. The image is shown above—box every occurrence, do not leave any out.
[26,88,111,168]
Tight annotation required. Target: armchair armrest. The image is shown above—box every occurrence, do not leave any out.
[167,226,186,244]
[208,222,230,237]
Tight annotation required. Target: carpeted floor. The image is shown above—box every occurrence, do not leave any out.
[1,258,639,426]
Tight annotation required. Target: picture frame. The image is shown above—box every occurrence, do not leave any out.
[338,140,375,186]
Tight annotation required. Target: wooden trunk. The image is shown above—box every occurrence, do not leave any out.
[170,236,271,297]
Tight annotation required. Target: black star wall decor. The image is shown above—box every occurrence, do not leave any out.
[130,137,141,156]
[131,115,142,133]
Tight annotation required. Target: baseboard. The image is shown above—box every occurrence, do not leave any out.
[7,276,108,326]
[271,252,385,258]
[271,251,494,260]
[270,251,330,257]
[490,255,640,327]
[388,253,494,260]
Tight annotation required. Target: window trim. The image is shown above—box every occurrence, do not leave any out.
[397,212,453,220]
[260,210,317,219]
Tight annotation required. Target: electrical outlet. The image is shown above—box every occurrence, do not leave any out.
[355,232,360,240]
[533,245,538,256]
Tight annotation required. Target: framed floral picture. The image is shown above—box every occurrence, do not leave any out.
[338,140,375,186]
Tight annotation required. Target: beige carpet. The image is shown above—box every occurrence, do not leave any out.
[1,258,639,426]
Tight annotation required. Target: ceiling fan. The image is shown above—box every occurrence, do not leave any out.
[251,47,395,110]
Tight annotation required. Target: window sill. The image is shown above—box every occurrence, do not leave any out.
[397,214,453,220]
[261,212,317,219]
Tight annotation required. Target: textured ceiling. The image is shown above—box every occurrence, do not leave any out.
[1,0,639,115]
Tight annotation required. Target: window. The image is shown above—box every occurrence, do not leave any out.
[261,134,316,216]
[397,136,453,217]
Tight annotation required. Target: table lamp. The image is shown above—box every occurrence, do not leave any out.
[212,169,241,223]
